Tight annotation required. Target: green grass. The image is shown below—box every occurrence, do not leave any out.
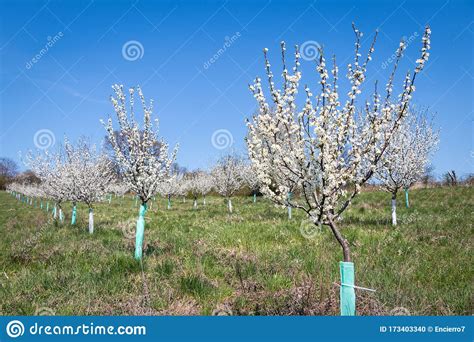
[0,186,472,315]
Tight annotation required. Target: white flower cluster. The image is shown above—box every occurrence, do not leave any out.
[183,171,214,199]
[25,138,113,208]
[102,85,178,204]
[157,174,183,199]
[62,138,114,207]
[246,26,432,228]
[241,163,260,192]
[24,147,73,207]
[211,155,245,199]
[376,107,439,194]
[108,182,129,197]
[7,182,45,201]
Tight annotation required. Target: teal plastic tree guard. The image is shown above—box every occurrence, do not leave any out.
[405,188,410,208]
[71,205,77,225]
[340,261,356,316]
[46,202,49,212]
[135,203,147,260]
[253,192,257,203]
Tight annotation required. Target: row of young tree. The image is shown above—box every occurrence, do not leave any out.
[6,24,436,316]
[8,147,257,227]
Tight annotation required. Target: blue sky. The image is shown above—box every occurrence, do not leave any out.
[0,0,472,177]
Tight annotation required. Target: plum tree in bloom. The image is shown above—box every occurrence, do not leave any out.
[184,172,201,209]
[108,182,129,198]
[242,164,260,203]
[211,155,245,213]
[176,177,189,203]
[25,148,72,223]
[196,172,213,205]
[63,138,114,233]
[184,171,213,208]
[8,182,44,207]
[102,85,177,260]
[246,25,431,315]
[376,108,439,225]
[157,174,182,209]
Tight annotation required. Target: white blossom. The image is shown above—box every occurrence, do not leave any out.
[102,84,178,205]
[246,25,431,261]
[376,107,439,225]
[211,154,246,213]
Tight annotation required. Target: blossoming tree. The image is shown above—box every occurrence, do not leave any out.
[102,84,177,260]
[246,25,431,315]
[211,154,245,213]
[157,175,181,210]
[63,138,114,233]
[25,148,71,223]
[184,172,203,209]
[242,164,260,204]
[108,182,129,198]
[196,171,213,205]
[376,108,439,225]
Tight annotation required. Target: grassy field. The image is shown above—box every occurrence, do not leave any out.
[0,186,472,316]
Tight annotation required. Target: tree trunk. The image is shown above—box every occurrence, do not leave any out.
[88,208,94,234]
[193,197,198,209]
[135,203,147,260]
[327,218,355,316]
[327,218,351,262]
[391,193,397,226]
